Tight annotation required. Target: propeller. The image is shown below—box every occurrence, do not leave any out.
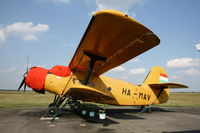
[18,56,29,92]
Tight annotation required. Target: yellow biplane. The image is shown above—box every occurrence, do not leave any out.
[18,10,187,118]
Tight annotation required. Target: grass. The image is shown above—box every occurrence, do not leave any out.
[0,91,54,108]
[0,91,200,108]
[155,92,200,107]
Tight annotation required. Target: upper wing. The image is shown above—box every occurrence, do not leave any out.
[69,10,160,76]
[149,83,188,89]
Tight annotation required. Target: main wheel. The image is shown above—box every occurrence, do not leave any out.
[48,106,57,116]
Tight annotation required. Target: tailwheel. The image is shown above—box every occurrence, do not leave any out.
[141,106,145,110]
[146,107,152,113]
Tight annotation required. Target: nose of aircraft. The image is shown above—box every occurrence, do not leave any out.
[18,65,71,94]
[18,67,48,94]
[26,67,48,93]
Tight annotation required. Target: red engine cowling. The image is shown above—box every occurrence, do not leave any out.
[25,66,71,94]
[49,65,71,77]
[25,67,48,93]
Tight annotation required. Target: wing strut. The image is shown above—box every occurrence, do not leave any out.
[82,51,106,85]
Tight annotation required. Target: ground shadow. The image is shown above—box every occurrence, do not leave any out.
[81,116,119,127]
[20,106,175,125]
[150,107,175,113]
[106,108,144,120]
[105,107,174,119]
[163,130,200,133]
[70,109,119,126]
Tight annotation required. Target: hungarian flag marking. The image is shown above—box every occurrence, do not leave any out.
[159,73,169,83]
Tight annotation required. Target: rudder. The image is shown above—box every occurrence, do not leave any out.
[143,66,169,84]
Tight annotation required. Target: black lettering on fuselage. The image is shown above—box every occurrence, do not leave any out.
[122,88,131,96]
[127,89,131,96]
[144,94,146,100]
[138,92,151,101]
[122,88,127,95]
[139,92,143,99]
[147,94,151,100]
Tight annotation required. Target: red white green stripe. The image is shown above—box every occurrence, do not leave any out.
[159,73,169,83]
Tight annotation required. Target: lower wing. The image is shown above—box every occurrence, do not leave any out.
[68,84,115,102]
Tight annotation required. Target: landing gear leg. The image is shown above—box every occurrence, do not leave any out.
[48,94,58,108]
[47,95,67,116]
[50,96,73,122]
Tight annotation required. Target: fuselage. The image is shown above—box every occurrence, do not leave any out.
[44,72,169,106]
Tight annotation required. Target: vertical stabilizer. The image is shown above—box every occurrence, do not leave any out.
[142,66,170,104]
[142,66,187,105]
[143,66,169,84]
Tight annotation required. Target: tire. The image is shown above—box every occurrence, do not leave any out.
[48,106,57,116]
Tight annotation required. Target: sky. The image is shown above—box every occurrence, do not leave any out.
[0,0,200,92]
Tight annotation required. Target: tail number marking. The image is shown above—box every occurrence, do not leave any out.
[139,92,151,100]
[122,88,131,96]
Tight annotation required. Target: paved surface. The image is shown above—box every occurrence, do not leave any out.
[0,107,200,133]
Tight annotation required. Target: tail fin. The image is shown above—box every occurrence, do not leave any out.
[143,66,188,89]
[142,66,187,105]
[143,66,168,84]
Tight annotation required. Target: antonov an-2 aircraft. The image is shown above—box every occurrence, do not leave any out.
[18,10,188,117]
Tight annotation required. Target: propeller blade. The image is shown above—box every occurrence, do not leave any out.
[18,77,26,91]
[26,56,29,73]
[18,56,30,92]
[24,83,27,92]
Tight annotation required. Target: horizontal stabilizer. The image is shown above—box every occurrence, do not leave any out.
[149,83,188,89]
